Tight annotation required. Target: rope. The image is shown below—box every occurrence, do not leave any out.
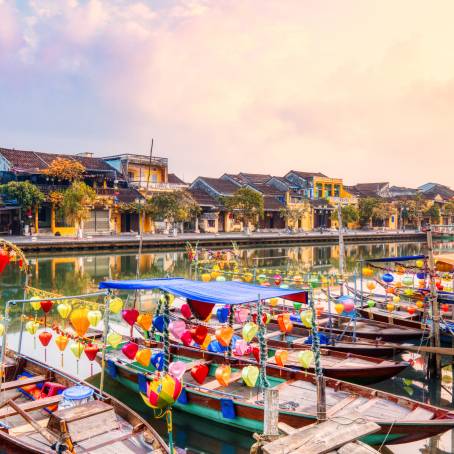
[256,299,269,389]
[377,420,396,452]
[227,307,234,359]
[163,294,170,374]
[309,293,322,378]
[150,296,163,339]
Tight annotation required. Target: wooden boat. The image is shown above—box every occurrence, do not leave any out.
[268,313,424,342]
[101,343,454,446]
[0,351,168,453]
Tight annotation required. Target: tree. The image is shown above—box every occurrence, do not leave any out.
[280,204,310,231]
[423,204,440,224]
[372,202,393,227]
[223,188,264,232]
[358,197,379,227]
[146,191,200,233]
[331,204,359,227]
[60,181,96,238]
[0,181,45,211]
[43,157,85,181]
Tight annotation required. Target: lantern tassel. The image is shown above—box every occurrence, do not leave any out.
[61,352,64,368]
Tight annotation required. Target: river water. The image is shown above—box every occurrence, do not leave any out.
[1,239,453,453]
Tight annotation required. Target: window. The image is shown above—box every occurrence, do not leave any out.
[326,185,333,197]
[128,172,135,181]
[316,183,323,198]
[334,185,340,197]
[208,220,215,227]
[151,174,158,183]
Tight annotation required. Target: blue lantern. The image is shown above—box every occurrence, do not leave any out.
[382,273,394,283]
[217,307,229,323]
[151,352,164,371]
[152,315,166,333]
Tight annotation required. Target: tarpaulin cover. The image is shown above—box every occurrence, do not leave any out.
[365,255,426,263]
[99,278,307,306]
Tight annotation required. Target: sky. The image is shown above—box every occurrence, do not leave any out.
[0,0,453,187]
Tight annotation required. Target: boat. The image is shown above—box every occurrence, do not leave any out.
[98,278,454,445]
[0,350,168,453]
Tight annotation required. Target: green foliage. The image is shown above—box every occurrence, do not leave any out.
[358,197,379,227]
[280,205,309,225]
[372,202,393,224]
[223,188,264,226]
[0,181,45,210]
[60,181,96,227]
[146,191,201,224]
[331,204,359,225]
[423,204,440,223]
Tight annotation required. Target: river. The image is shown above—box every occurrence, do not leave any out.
[1,239,453,453]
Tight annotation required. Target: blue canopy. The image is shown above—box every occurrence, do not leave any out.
[365,255,426,263]
[99,278,307,306]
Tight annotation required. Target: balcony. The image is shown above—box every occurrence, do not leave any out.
[130,181,188,191]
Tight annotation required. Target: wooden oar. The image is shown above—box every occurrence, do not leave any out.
[5,399,70,453]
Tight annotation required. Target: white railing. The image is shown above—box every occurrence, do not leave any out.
[130,181,187,190]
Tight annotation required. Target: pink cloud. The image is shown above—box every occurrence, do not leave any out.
[2,0,454,187]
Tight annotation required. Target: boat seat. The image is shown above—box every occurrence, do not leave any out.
[1,375,46,392]
[0,395,63,418]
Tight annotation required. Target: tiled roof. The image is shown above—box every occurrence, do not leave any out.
[188,188,221,207]
[263,196,284,211]
[238,173,272,184]
[168,173,186,185]
[290,170,328,179]
[197,177,239,195]
[0,148,116,174]
[418,183,454,200]
[248,183,286,196]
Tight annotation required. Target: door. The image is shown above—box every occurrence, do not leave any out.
[85,209,110,233]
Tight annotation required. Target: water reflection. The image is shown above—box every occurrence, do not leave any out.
[0,240,453,453]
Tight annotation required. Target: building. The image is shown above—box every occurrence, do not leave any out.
[103,154,187,193]
[0,147,142,236]
[418,183,454,201]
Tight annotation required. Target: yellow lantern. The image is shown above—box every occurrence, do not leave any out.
[392,295,400,304]
[57,302,72,319]
[334,303,344,314]
[107,332,122,348]
[386,303,395,312]
[201,273,211,282]
[109,297,124,314]
[362,267,373,277]
[416,301,424,309]
[70,308,90,337]
[25,320,39,335]
[29,297,41,312]
[269,298,278,307]
[415,259,424,268]
[87,310,102,327]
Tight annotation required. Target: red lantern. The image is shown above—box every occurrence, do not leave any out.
[0,252,11,274]
[191,364,209,384]
[39,331,52,347]
[441,304,449,313]
[40,300,53,313]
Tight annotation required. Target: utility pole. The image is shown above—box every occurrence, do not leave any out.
[426,225,441,378]
[337,203,345,296]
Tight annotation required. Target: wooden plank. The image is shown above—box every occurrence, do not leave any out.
[0,395,62,418]
[1,375,46,391]
[202,372,243,390]
[263,411,380,454]
[264,331,280,339]
[327,396,358,418]
[10,418,48,436]
[50,400,112,424]
[337,441,380,454]
[278,422,298,435]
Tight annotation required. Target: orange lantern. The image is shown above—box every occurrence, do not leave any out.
[386,287,395,295]
[70,308,90,337]
[215,326,234,347]
[407,306,416,315]
[386,303,395,312]
[274,350,288,367]
[55,335,69,367]
[137,314,153,331]
[277,313,293,333]
[315,305,323,317]
[366,281,376,291]
[334,303,344,314]
[215,365,231,387]
[416,301,424,309]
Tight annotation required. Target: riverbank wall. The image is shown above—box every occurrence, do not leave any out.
[7,230,426,253]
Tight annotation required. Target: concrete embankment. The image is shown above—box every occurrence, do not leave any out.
[7,230,426,253]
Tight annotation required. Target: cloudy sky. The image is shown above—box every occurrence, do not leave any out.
[0,0,453,187]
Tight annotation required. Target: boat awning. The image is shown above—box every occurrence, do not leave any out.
[365,255,426,263]
[99,278,308,306]
[435,254,454,272]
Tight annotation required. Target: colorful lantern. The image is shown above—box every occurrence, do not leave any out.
[181,330,193,347]
[416,301,424,309]
[309,276,320,288]
[201,273,211,282]
[367,300,375,308]
[0,323,4,337]
[415,259,424,268]
[393,295,401,304]
[242,322,258,342]
[233,339,249,356]
[151,352,165,371]
[300,311,313,328]
[143,374,182,409]
[122,309,139,326]
[70,308,90,337]
[334,303,344,314]
[200,333,213,350]
[70,341,84,373]
[55,335,69,367]
[441,304,449,313]
[57,302,72,319]
[396,266,405,275]
[215,326,234,347]
[191,363,209,384]
[338,296,354,313]
[122,342,139,360]
[274,274,282,285]
[107,332,122,349]
[407,306,416,315]
[109,297,124,314]
[298,350,314,368]
[40,300,53,313]
[277,313,293,333]
[180,304,192,319]
[169,320,186,340]
[215,365,231,387]
[386,303,395,312]
[242,366,259,387]
[269,298,279,307]
[293,275,303,284]
[191,325,208,345]
[362,267,374,277]
[152,315,166,333]
[84,344,99,374]
[243,273,253,283]
[402,276,413,286]
[169,361,186,380]
[274,350,288,367]
[216,275,226,282]
[87,310,102,327]
[366,281,376,291]
[38,331,52,347]
[25,320,39,335]
[137,313,152,331]
[29,297,42,312]
[382,273,394,283]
